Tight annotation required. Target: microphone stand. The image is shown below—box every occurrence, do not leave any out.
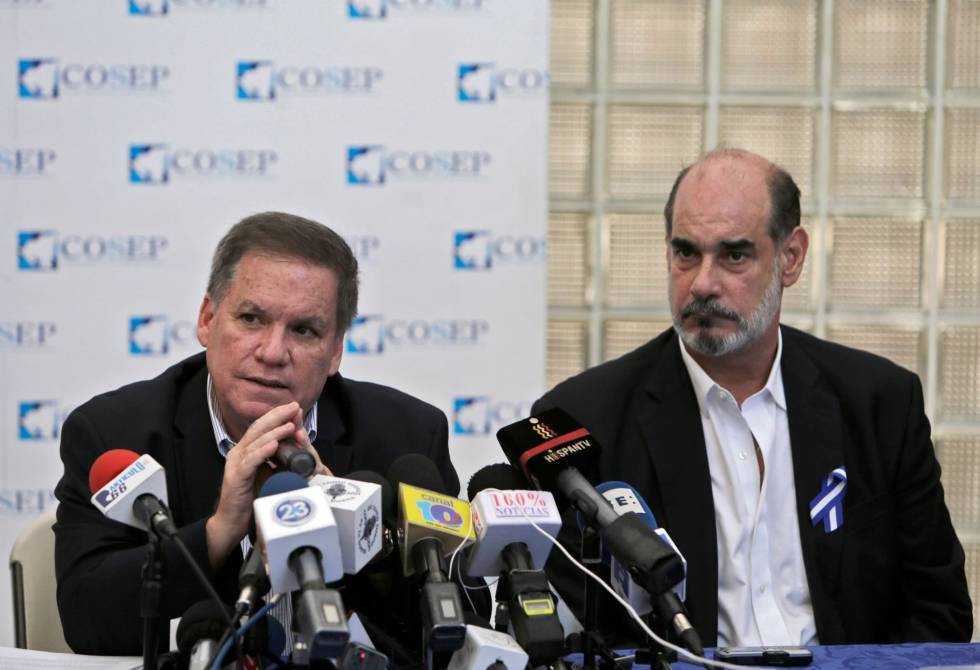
[574,523,618,670]
[141,529,165,670]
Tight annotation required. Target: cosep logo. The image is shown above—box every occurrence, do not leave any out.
[18,58,170,99]
[129,143,277,184]
[236,61,383,100]
[0,148,55,176]
[128,315,196,356]
[275,498,314,526]
[345,234,381,262]
[17,230,169,272]
[457,63,548,103]
[345,315,490,355]
[129,0,268,16]
[453,231,547,270]
[0,321,56,348]
[453,396,532,435]
[348,0,482,19]
[18,400,66,440]
[0,489,57,516]
[346,145,490,185]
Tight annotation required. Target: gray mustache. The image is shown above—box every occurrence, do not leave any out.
[681,299,740,322]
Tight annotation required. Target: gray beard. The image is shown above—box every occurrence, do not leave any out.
[670,256,782,357]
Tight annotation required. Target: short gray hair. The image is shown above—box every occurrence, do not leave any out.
[207,212,359,333]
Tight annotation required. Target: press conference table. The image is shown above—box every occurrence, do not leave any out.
[623,642,980,669]
[569,643,980,670]
[1,643,978,669]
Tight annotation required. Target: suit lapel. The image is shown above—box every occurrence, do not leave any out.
[170,364,228,525]
[637,336,719,644]
[780,328,846,643]
[315,374,353,475]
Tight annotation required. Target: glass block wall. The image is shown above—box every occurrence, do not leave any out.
[547,0,980,639]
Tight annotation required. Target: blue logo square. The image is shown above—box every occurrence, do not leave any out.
[17,230,58,271]
[18,401,59,440]
[453,396,490,435]
[346,146,385,185]
[18,59,58,99]
[129,144,169,184]
[129,315,169,355]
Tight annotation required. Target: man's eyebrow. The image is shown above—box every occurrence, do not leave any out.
[234,300,266,314]
[292,316,328,331]
[670,237,697,252]
[718,239,756,253]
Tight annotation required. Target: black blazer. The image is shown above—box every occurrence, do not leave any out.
[54,352,460,655]
[533,326,972,645]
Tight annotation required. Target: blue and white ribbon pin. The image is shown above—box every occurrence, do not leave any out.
[809,466,847,533]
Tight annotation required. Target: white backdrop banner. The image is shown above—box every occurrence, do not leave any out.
[0,0,548,648]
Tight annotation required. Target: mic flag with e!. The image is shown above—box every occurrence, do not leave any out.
[496,407,599,495]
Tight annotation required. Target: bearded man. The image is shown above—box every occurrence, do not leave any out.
[532,149,972,647]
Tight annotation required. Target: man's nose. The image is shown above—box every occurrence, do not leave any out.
[690,257,721,299]
[255,325,289,364]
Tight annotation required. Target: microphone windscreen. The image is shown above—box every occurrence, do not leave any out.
[348,470,396,527]
[258,471,308,498]
[265,609,287,660]
[386,454,447,494]
[466,463,526,500]
[88,449,140,493]
[176,600,233,654]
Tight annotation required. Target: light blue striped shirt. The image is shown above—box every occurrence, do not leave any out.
[205,374,319,657]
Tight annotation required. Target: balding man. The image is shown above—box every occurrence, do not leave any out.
[534,149,972,647]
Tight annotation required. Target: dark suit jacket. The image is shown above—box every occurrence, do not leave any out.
[54,352,461,655]
[533,326,972,645]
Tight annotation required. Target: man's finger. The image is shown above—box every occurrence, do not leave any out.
[239,402,301,445]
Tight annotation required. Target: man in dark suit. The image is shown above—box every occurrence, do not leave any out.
[54,212,462,655]
[534,150,972,646]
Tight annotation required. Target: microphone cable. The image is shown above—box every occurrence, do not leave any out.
[479,487,751,670]
[209,593,281,670]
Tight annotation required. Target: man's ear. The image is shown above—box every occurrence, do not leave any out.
[779,226,809,288]
[197,294,214,347]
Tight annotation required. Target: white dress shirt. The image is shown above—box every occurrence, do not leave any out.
[679,331,819,646]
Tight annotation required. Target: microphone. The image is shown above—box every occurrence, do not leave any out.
[596,482,688,607]
[446,624,530,670]
[236,545,271,616]
[348,469,398,562]
[496,408,684,596]
[176,600,234,670]
[388,455,473,577]
[252,471,350,660]
[465,463,566,665]
[308,472,385,573]
[465,464,562,577]
[387,454,470,654]
[88,449,177,539]
[597,481,702,657]
[274,442,316,478]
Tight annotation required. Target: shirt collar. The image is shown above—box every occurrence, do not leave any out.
[678,327,786,410]
[206,374,318,458]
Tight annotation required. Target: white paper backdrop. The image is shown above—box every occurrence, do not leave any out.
[0,0,548,648]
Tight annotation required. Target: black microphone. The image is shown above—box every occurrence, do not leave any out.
[274,441,316,477]
[236,545,271,616]
[465,464,566,666]
[387,454,468,655]
[496,408,684,597]
[177,600,234,670]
